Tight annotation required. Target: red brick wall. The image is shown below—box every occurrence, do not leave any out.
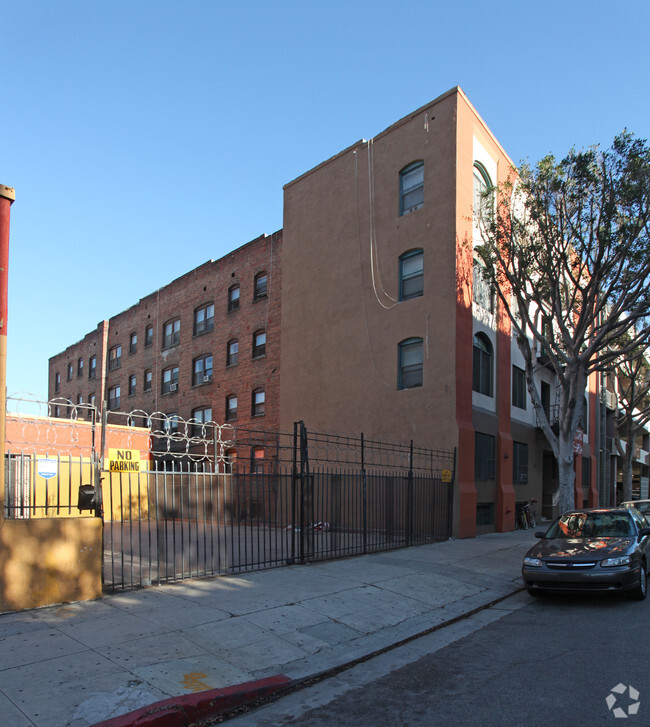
[48,232,282,436]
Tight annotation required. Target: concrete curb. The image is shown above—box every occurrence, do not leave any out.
[92,586,526,727]
[91,675,293,727]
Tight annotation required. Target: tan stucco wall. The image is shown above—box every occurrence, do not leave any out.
[280,89,460,450]
[0,517,102,612]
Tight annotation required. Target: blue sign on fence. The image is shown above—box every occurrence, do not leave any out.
[37,458,58,480]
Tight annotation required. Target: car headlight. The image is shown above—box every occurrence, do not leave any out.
[523,557,542,567]
[601,556,631,567]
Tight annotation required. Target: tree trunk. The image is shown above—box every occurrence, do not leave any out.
[557,436,576,513]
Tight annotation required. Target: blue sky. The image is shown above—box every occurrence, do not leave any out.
[2,0,649,403]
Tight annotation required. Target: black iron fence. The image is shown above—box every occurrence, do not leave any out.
[102,421,455,591]
[3,399,456,592]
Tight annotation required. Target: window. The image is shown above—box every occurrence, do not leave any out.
[194,303,214,336]
[513,442,528,483]
[226,394,238,421]
[77,358,84,377]
[77,394,83,405]
[399,161,424,216]
[228,285,240,312]
[398,338,423,389]
[253,330,266,358]
[108,385,121,410]
[55,372,60,393]
[581,457,590,495]
[129,332,137,353]
[472,333,493,396]
[254,272,267,300]
[108,345,122,371]
[227,339,239,366]
[163,319,180,349]
[145,325,153,347]
[89,394,96,408]
[252,388,265,417]
[475,432,495,480]
[473,262,495,313]
[473,162,492,225]
[144,369,152,392]
[67,363,73,381]
[399,249,423,301]
[165,413,180,434]
[476,503,495,527]
[162,366,179,394]
[512,366,527,410]
[252,446,265,474]
[193,354,213,386]
[89,355,97,379]
[128,375,136,396]
[191,406,212,437]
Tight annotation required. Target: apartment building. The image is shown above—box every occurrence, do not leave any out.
[49,87,606,536]
[278,87,599,537]
[49,232,282,453]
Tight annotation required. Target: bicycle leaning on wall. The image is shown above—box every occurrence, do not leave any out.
[516,498,538,530]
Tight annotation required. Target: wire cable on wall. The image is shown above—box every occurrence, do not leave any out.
[354,144,397,390]
[367,139,398,310]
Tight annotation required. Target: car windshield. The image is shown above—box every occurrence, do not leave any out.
[546,512,633,538]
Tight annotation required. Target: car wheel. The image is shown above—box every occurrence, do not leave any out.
[628,564,647,601]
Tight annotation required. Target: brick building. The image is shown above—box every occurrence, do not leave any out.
[49,231,282,465]
[49,87,607,536]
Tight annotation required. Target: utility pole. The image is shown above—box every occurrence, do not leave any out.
[0,185,16,524]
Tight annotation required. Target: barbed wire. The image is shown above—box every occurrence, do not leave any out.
[5,397,456,474]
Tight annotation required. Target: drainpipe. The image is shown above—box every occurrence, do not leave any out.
[0,185,16,524]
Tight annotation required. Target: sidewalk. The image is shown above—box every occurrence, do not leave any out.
[0,529,537,727]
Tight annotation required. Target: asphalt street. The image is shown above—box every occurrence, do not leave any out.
[227,589,650,726]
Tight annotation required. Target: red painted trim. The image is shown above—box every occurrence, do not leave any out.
[91,675,292,727]
[0,195,12,337]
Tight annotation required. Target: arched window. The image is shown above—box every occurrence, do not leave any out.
[254,272,267,300]
[252,388,265,417]
[228,284,240,312]
[473,163,492,224]
[398,338,423,389]
[399,161,424,216]
[472,333,493,396]
[399,249,424,300]
[227,339,239,366]
[252,329,266,358]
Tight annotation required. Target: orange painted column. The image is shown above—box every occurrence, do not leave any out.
[455,237,477,538]
[496,301,515,531]
[0,185,16,525]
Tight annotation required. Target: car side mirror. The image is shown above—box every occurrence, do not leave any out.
[535,531,545,539]
[638,527,650,538]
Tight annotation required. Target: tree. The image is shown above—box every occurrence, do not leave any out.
[612,350,650,502]
[475,132,650,514]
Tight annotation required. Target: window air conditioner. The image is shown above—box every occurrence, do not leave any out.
[170,383,178,392]
[203,375,212,383]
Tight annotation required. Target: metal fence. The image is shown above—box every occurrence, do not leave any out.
[101,420,455,591]
[3,399,456,593]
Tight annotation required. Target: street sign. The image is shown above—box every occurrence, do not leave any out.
[573,427,584,455]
